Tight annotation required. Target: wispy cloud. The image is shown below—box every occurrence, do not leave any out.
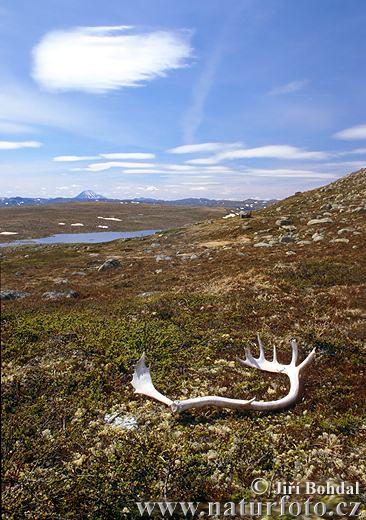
[268,79,309,96]
[32,26,193,93]
[0,120,37,135]
[181,6,242,144]
[100,152,155,159]
[73,162,235,174]
[334,124,366,140]
[54,152,156,162]
[334,148,366,156]
[54,155,99,162]
[0,80,126,142]
[187,145,330,164]
[348,148,366,154]
[168,142,242,154]
[182,46,223,143]
[121,169,167,174]
[0,140,42,150]
[75,161,156,172]
[319,160,366,169]
[243,168,335,179]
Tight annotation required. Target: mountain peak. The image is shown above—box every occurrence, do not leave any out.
[74,190,105,201]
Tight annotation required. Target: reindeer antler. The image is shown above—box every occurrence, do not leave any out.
[131,336,316,413]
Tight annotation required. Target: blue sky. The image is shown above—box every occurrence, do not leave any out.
[0,0,365,199]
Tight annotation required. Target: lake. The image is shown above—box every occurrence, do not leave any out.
[0,229,160,248]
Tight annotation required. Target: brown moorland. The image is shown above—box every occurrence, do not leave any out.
[1,169,366,518]
[0,202,227,242]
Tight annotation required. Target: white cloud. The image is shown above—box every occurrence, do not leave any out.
[54,152,155,162]
[334,148,366,157]
[334,124,366,140]
[0,80,122,141]
[32,26,193,93]
[53,155,98,162]
[100,152,155,159]
[268,79,309,96]
[187,145,329,164]
[348,148,366,154]
[0,140,42,150]
[116,164,235,175]
[72,161,236,174]
[0,120,36,134]
[159,164,233,173]
[181,7,241,143]
[319,160,366,169]
[182,46,223,143]
[244,168,335,179]
[121,169,165,174]
[159,164,200,172]
[80,161,156,171]
[168,142,242,154]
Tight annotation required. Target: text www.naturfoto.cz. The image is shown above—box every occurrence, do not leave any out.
[135,499,362,517]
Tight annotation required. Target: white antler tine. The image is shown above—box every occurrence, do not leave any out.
[131,353,173,407]
[246,346,257,363]
[290,339,298,365]
[238,347,258,369]
[257,334,265,361]
[298,347,317,371]
[273,344,278,363]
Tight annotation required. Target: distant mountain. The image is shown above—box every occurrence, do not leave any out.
[0,191,277,209]
[74,190,106,201]
[121,197,277,209]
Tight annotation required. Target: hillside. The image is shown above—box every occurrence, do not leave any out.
[1,169,366,518]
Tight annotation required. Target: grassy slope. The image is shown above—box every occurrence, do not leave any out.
[1,170,366,518]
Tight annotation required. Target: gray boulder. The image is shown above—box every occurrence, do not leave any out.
[239,210,252,218]
[279,235,296,244]
[155,254,172,262]
[276,216,293,226]
[177,252,199,260]
[98,259,121,272]
[104,413,138,430]
[330,238,349,244]
[253,242,271,248]
[138,291,160,298]
[281,225,297,232]
[307,217,333,225]
[338,228,354,234]
[0,290,30,301]
[42,290,80,300]
[312,232,324,242]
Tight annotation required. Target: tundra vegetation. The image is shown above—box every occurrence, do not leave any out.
[1,170,366,518]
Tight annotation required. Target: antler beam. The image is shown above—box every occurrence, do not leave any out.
[131,336,316,413]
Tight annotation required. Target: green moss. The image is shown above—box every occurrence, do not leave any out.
[2,205,366,519]
[275,259,366,288]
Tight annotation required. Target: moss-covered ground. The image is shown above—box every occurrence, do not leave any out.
[1,170,366,518]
